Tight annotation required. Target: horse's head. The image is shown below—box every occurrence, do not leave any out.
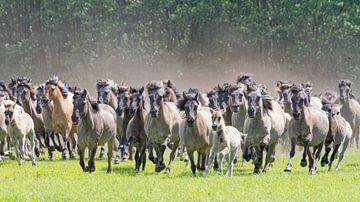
[129,87,144,117]
[35,84,46,114]
[162,80,178,102]
[96,79,118,105]
[275,81,294,109]
[72,88,91,125]
[338,80,352,100]
[211,109,225,132]
[246,84,263,118]
[147,81,165,118]
[291,84,309,120]
[217,83,231,112]
[229,84,246,113]
[16,78,34,106]
[236,73,253,86]
[8,78,17,98]
[4,102,16,125]
[207,90,219,110]
[116,85,130,116]
[181,92,200,127]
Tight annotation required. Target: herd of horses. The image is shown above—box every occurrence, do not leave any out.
[0,74,359,176]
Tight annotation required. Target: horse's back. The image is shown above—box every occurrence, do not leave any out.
[308,106,329,145]
[268,100,286,141]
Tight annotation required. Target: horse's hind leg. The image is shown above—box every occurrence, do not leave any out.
[336,138,349,171]
[134,148,140,171]
[69,133,76,160]
[226,149,238,177]
[107,138,114,173]
[329,144,340,171]
[15,141,22,166]
[141,148,146,171]
[321,143,331,167]
[263,144,275,172]
[307,147,315,175]
[99,146,105,160]
[28,130,36,166]
[313,142,323,170]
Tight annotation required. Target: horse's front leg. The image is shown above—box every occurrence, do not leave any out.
[307,146,315,175]
[148,141,157,164]
[300,139,309,167]
[284,137,296,172]
[321,143,332,167]
[78,143,86,172]
[61,132,69,160]
[88,145,97,173]
[329,144,340,171]
[155,144,165,172]
[204,147,217,177]
[165,143,178,175]
[99,146,105,160]
[69,132,76,159]
[254,143,266,174]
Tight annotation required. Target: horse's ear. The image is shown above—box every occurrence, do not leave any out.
[140,87,144,94]
[183,92,187,99]
[209,108,215,115]
[129,87,133,93]
[194,92,199,101]
[28,79,32,84]
[167,80,172,88]
[83,89,88,96]
[217,84,222,91]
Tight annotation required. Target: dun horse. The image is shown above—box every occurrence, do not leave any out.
[145,80,181,174]
[284,85,329,175]
[338,80,360,148]
[72,89,116,173]
[178,92,213,175]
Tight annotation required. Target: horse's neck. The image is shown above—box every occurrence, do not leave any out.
[284,102,292,114]
[239,99,247,116]
[44,103,53,114]
[53,90,66,109]
[135,98,146,122]
[83,104,96,129]
[300,107,312,127]
[110,93,118,109]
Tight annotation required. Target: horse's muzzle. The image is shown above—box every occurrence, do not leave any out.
[212,125,217,130]
[150,110,158,118]
[35,105,42,114]
[248,108,255,118]
[187,118,195,127]
[232,105,240,113]
[293,112,301,120]
[42,99,50,105]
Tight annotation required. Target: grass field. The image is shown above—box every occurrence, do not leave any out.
[1,149,360,201]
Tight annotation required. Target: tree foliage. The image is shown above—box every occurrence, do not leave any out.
[0,0,359,79]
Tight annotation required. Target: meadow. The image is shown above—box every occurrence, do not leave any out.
[1,149,360,202]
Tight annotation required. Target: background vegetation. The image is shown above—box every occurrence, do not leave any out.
[0,1,359,86]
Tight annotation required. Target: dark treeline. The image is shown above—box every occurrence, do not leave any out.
[0,0,359,88]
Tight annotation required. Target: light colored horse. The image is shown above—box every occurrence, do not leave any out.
[243,84,286,173]
[178,92,213,175]
[145,80,181,174]
[284,85,329,175]
[126,87,148,172]
[15,78,46,157]
[43,76,76,160]
[321,100,352,171]
[205,110,242,177]
[72,89,116,173]
[338,80,360,148]
[4,101,36,166]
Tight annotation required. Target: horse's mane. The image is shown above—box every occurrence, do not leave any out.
[163,80,182,99]
[16,77,36,100]
[216,83,231,92]
[177,92,198,111]
[236,73,253,85]
[276,80,293,92]
[320,90,338,104]
[46,76,70,99]
[73,88,100,112]
[118,83,130,94]
[146,80,164,95]
[96,79,118,94]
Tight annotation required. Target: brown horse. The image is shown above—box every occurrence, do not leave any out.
[43,76,76,160]
[116,84,133,162]
[126,87,148,171]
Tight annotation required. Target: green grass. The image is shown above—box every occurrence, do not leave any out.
[1,149,360,202]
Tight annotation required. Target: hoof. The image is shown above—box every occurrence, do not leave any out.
[70,152,76,160]
[253,168,260,174]
[32,162,36,166]
[310,169,316,175]
[121,157,128,162]
[284,164,292,172]
[62,151,69,160]
[107,169,111,173]
[114,159,120,164]
[300,159,307,167]
[233,158,238,164]
[84,166,89,172]
[165,168,170,175]
[155,164,166,172]
[160,144,167,152]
